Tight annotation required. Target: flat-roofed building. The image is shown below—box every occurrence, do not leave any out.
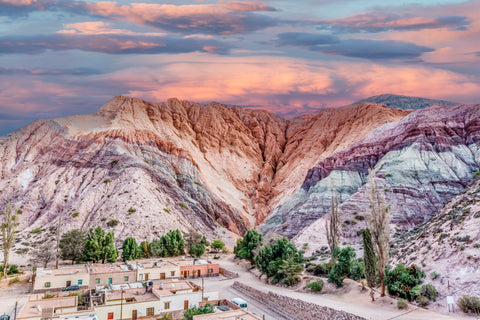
[171,259,219,278]
[94,281,219,320]
[33,266,89,292]
[17,296,78,320]
[89,264,136,288]
[128,260,180,281]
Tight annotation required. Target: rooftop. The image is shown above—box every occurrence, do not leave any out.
[18,296,77,319]
[104,281,195,303]
[193,309,262,320]
[37,266,88,277]
[171,259,213,267]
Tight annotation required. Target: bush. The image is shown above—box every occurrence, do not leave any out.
[457,295,480,314]
[127,207,136,215]
[313,262,332,276]
[417,296,430,307]
[305,262,317,273]
[72,212,80,218]
[32,228,42,234]
[412,284,438,306]
[178,202,189,209]
[397,298,408,309]
[350,258,365,281]
[307,280,324,292]
[430,272,440,280]
[107,219,119,227]
[282,276,300,286]
[385,264,424,301]
[354,215,365,221]
[456,235,471,242]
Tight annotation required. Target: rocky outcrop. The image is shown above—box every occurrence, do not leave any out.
[263,104,480,243]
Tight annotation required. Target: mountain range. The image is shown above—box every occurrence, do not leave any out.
[0,95,479,295]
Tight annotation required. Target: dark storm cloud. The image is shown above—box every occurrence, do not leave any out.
[0,34,232,55]
[312,39,434,60]
[317,13,470,33]
[275,32,339,46]
[0,67,101,76]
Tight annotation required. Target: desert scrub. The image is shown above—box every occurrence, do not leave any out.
[306,280,324,292]
[163,208,170,214]
[457,295,480,314]
[178,202,189,209]
[31,228,42,234]
[72,212,80,218]
[127,207,136,215]
[397,298,408,309]
[430,272,440,280]
[107,219,119,227]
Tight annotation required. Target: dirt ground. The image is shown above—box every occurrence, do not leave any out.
[195,253,475,320]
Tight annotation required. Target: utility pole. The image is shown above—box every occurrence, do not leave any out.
[201,277,204,301]
[120,289,124,320]
[14,301,17,320]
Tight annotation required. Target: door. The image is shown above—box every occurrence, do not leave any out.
[197,270,201,277]
[184,300,189,310]
[66,281,71,287]
[132,310,137,320]
[145,273,149,281]
[160,272,165,280]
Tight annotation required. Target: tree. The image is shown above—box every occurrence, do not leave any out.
[184,304,214,320]
[140,241,150,258]
[325,184,341,263]
[361,228,377,301]
[189,244,205,258]
[101,231,118,263]
[1,202,18,279]
[255,237,304,285]
[83,227,104,262]
[149,239,165,257]
[31,241,56,268]
[366,169,391,297]
[211,240,225,253]
[122,237,141,261]
[327,246,355,287]
[234,229,263,263]
[60,229,86,264]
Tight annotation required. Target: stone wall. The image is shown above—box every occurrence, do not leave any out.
[232,281,366,320]
[219,267,239,279]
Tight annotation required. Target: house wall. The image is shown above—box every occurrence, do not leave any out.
[179,264,219,278]
[95,291,219,320]
[90,270,137,287]
[33,272,90,292]
[137,265,180,281]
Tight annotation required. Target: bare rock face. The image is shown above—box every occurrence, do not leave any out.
[0,96,408,247]
[263,104,480,242]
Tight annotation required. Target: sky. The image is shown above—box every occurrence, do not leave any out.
[1,0,480,135]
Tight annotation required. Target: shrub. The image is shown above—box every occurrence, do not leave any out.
[307,280,324,292]
[417,296,430,307]
[354,215,365,221]
[412,284,438,306]
[457,295,480,314]
[107,219,119,227]
[282,276,300,286]
[72,212,80,218]
[127,207,136,215]
[456,235,471,242]
[163,208,170,214]
[385,264,424,301]
[439,233,449,240]
[430,272,440,280]
[31,228,42,234]
[103,179,111,184]
[350,258,365,281]
[305,262,317,273]
[313,262,332,276]
[397,298,408,309]
[178,202,189,209]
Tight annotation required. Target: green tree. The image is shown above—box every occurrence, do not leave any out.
[328,246,355,287]
[255,237,304,285]
[361,228,377,301]
[189,244,205,258]
[83,227,105,263]
[326,184,341,263]
[101,231,118,263]
[234,229,263,263]
[385,263,424,301]
[149,239,165,257]
[140,241,150,258]
[277,258,303,286]
[211,240,225,253]
[1,202,18,279]
[121,237,141,261]
[60,229,86,264]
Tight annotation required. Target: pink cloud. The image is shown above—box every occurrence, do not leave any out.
[57,21,166,36]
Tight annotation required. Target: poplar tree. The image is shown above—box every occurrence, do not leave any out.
[366,169,391,297]
[361,228,377,301]
[325,184,341,263]
[122,237,141,261]
[101,231,118,263]
[1,202,18,279]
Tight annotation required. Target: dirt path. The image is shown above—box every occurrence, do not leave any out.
[198,254,472,320]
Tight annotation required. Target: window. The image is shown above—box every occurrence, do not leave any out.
[139,274,143,281]
[95,278,100,284]
[78,279,83,285]
[124,276,129,282]
[45,282,51,288]
[108,278,112,284]
[164,302,170,310]
[146,307,154,316]
[208,269,213,273]
[107,312,114,319]
[170,271,175,276]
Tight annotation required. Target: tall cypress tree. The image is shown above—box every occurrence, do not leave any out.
[102,231,118,263]
[361,228,377,301]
